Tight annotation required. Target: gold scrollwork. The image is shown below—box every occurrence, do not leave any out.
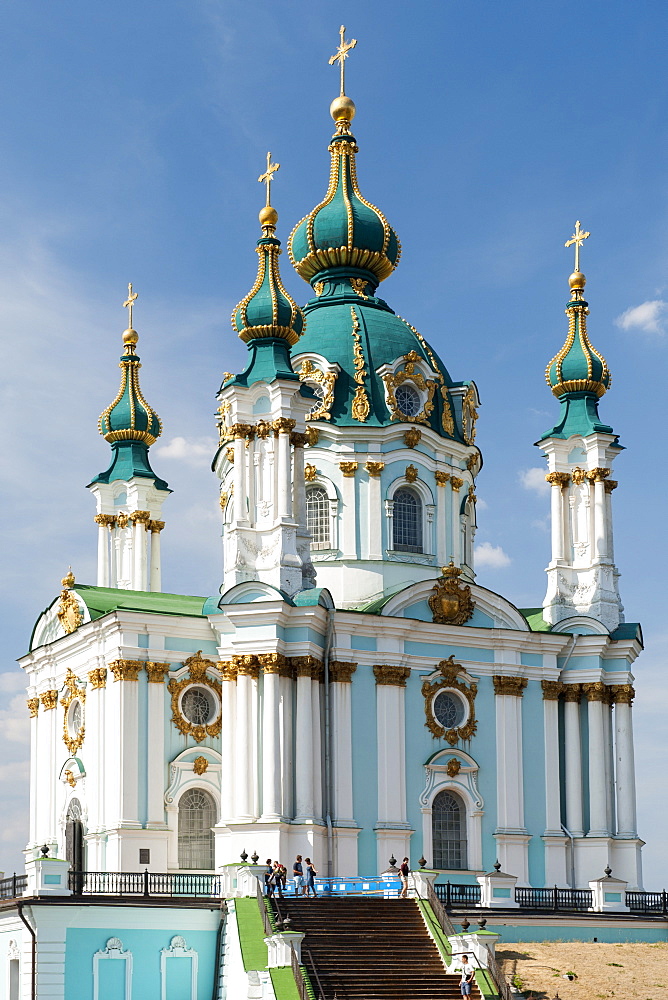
[422,660,478,743]
[446,758,461,777]
[428,562,474,625]
[541,680,564,701]
[60,670,86,755]
[305,426,320,446]
[329,661,357,683]
[382,355,436,426]
[64,769,76,789]
[40,690,58,711]
[291,655,322,679]
[461,386,478,445]
[304,463,317,482]
[350,277,369,299]
[193,756,209,775]
[146,661,170,683]
[604,479,618,493]
[57,572,83,635]
[582,681,606,702]
[546,472,571,488]
[109,660,144,682]
[405,464,418,483]
[339,461,358,477]
[27,698,39,718]
[404,427,422,448]
[373,665,411,687]
[168,652,222,743]
[571,467,587,485]
[365,461,384,477]
[435,471,450,487]
[350,307,370,422]
[611,683,635,705]
[493,676,528,697]
[298,359,336,422]
[88,668,107,690]
[450,477,464,492]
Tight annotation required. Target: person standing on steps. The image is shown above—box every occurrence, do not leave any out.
[304,857,318,897]
[293,855,305,896]
[399,857,410,898]
[272,860,285,898]
[456,954,475,997]
[264,859,275,898]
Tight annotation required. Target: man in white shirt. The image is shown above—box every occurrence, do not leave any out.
[455,954,475,996]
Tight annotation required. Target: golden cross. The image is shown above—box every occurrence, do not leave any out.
[258,152,280,207]
[123,282,138,328]
[564,220,591,273]
[329,24,357,96]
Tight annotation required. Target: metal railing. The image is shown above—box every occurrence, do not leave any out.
[515,886,592,911]
[290,944,311,1000]
[435,882,482,907]
[627,890,668,914]
[0,874,27,900]
[68,870,222,897]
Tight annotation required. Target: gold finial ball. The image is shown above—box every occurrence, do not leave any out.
[259,205,278,229]
[569,270,586,290]
[61,567,75,590]
[330,95,356,125]
[123,327,139,346]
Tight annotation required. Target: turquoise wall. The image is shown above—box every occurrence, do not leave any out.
[485,923,668,943]
[64,927,217,1000]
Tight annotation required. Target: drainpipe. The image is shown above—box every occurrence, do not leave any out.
[17,901,36,1000]
[322,606,335,879]
[560,633,578,890]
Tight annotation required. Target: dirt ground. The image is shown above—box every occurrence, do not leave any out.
[497,940,668,1000]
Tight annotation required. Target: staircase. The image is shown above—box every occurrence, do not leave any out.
[272,896,483,999]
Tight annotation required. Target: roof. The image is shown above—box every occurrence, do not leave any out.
[74,585,207,621]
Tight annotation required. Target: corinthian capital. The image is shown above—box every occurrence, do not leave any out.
[493,675,527,697]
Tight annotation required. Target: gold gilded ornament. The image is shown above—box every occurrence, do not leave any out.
[60,670,86,755]
[422,662,478,743]
[365,461,384,477]
[64,769,76,789]
[428,562,474,626]
[304,463,317,482]
[435,471,449,487]
[27,698,39,718]
[193,756,209,776]
[168,652,222,743]
[350,307,370,421]
[405,464,418,483]
[404,428,421,448]
[57,568,83,635]
[461,386,478,445]
[339,461,358,477]
[446,758,461,778]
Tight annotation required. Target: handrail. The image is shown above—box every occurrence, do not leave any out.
[210,899,228,1000]
[290,944,310,1000]
[256,882,274,937]
[68,870,222,897]
[0,874,28,900]
[303,945,327,1000]
[416,878,511,1000]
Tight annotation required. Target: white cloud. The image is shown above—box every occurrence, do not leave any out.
[475,541,511,568]
[519,467,549,494]
[615,300,667,335]
[475,497,488,510]
[154,436,218,467]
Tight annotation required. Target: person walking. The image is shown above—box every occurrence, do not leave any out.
[399,857,410,898]
[304,858,318,897]
[457,954,475,997]
[272,861,285,898]
[293,855,305,896]
[264,859,275,898]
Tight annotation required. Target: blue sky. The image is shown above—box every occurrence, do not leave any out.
[0,1,666,885]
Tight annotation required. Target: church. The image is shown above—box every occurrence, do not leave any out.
[0,28,648,999]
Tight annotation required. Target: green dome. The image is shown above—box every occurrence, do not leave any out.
[546,288,611,399]
[99,349,162,445]
[293,273,460,438]
[288,132,400,286]
[232,235,304,346]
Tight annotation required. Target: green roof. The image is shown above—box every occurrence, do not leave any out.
[520,608,553,632]
[75,584,207,620]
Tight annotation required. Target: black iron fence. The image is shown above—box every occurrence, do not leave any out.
[68,870,222,897]
[0,874,27,900]
[435,882,482,907]
[515,887,593,911]
[627,891,668,914]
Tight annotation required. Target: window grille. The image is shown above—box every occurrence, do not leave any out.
[182,687,212,726]
[395,383,421,416]
[392,488,423,552]
[306,486,331,549]
[432,790,467,870]
[433,691,465,729]
[178,789,215,870]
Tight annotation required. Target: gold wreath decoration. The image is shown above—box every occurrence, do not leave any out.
[167,651,222,743]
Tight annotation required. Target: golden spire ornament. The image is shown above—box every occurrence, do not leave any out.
[122,282,139,353]
[565,220,590,273]
[257,152,280,235]
[329,24,357,97]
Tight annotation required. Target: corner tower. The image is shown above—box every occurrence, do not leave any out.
[287,30,481,608]
[538,224,623,630]
[214,157,315,597]
[88,286,170,591]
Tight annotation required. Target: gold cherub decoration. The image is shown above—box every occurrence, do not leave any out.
[428,561,474,626]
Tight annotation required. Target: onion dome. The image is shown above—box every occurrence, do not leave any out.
[540,226,615,442]
[288,97,401,288]
[90,287,169,490]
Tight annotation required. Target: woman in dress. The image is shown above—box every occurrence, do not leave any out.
[304,857,318,897]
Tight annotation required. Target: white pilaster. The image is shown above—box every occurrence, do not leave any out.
[276,425,292,520]
[436,477,448,566]
[592,476,607,561]
[542,685,562,834]
[149,522,163,592]
[563,689,584,836]
[280,673,294,820]
[146,665,168,831]
[294,663,315,822]
[375,666,410,871]
[585,684,609,836]
[614,691,637,837]
[366,461,383,560]
[450,480,463,564]
[494,676,528,883]
[339,466,357,559]
[260,663,282,821]
[95,519,110,587]
[234,666,256,822]
[27,692,38,847]
[311,676,323,821]
[220,668,236,821]
[233,433,247,525]
[330,665,356,823]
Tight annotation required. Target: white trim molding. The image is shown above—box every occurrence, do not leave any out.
[93,938,133,1000]
[160,936,198,1000]
[419,749,484,871]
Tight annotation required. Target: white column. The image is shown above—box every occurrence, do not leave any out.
[339,465,357,559]
[375,669,408,823]
[260,659,282,820]
[541,683,562,833]
[494,677,526,830]
[132,515,149,590]
[450,479,463,564]
[38,689,58,849]
[563,687,584,836]
[366,461,383,560]
[436,477,448,565]
[233,430,247,525]
[585,683,609,836]
[294,660,315,821]
[95,516,110,587]
[330,664,356,823]
[149,522,163,592]
[234,661,257,821]
[27,694,39,846]
[546,474,567,562]
[276,423,293,520]
[292,438,306,529]
[603,695,615,834]
[614,688,637,837]
[116,667,141,828]
[592,474,608,561]
[219,667,236,821]
[280,671,294,819]
[311,673,323,821]
[146,664,168,827]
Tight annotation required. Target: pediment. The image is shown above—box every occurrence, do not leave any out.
[380,579,529,631]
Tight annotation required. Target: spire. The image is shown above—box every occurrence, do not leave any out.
[288,28,401,290]
[90,285,168,490]
[540,223,613,440]
[228,155,305,386]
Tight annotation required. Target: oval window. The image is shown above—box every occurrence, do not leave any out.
[181,687,215,726]
[433,690,466,730]
[395,383,421,417]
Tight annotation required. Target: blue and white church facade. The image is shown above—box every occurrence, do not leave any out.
[0,56,647,1000]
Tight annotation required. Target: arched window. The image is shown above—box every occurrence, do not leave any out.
[432,790,467,870]
[392,488,423,552]
[306,486,331,550]
[178,789,215,870]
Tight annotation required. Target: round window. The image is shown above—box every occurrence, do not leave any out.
[68,700,83,737]
[308,381,325,414]
[433,690,466,730]
[395,383,422,417]
[181,687,215,726]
